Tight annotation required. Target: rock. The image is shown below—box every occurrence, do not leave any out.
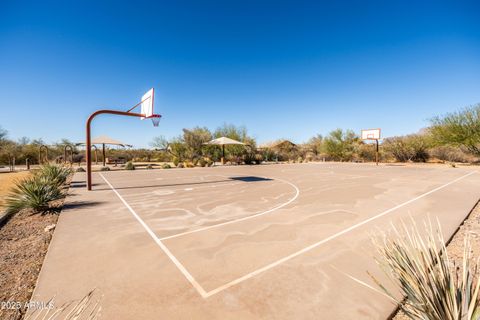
[44,224,56,232]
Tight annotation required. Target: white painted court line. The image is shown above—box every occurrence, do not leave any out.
[158,177,300,241]
[99,173,209,298]
[200,170,477,297]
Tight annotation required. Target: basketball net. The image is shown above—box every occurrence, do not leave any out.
[149,115,161,127]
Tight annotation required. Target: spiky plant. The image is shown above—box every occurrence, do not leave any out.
[36,164,72,187]
[24,289,102,320]
[362,220,480,320]
[125,161,135,170]
[5,176,65,215]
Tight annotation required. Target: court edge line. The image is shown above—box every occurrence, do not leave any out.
[99,173,209,298]
[202,170,477,298]
[158,177,300,241]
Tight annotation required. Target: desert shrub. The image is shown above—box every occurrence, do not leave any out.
[5,176,65,215]
[75,167,86,172]
[177,162,184,168]
[428,146,475,163]
[366,220,480,319]
[305,135,323,156]
[198,158,207,167]
[146,164,153,169]
[162,163,171,169]
[125,161,135,170]
[100,166,110,171]
[172,157,180,167]
[184,161,194,168]
[355,143,378,162]
[36,164,72,187]
[297,156,303,163]
[254,153,263,163]
[383,134,430,162]
[206,158,214,167]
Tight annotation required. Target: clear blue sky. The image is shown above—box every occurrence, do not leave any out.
[1,0,479,147]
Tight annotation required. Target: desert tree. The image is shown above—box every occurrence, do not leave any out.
[182,127,212,161]
[429,104,480,156]
[151,135,187,164]
[305,134,323,156]
[323,129,359,161]
[213,123,255,161]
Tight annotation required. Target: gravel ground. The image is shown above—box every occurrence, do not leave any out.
[0,210,58,320]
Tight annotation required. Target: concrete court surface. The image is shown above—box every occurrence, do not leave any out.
[31,163,480,319]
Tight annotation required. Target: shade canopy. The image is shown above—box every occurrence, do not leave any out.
[90,135,132,147]
[203,137,245,146]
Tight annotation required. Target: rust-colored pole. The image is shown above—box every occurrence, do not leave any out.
[375,139,379,166]
[39,145,49,164]
[86,110,144,190]
[64,145,73,164]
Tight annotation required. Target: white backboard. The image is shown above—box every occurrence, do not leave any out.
[140,88,155,119]
[361,128,381,140]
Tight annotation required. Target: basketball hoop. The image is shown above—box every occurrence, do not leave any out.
[149,114,161,127]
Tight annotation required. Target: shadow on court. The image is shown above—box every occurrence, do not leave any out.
[229,176,273,182]
[94,176,274,191]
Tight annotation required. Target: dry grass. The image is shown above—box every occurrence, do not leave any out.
[0,171,31,210]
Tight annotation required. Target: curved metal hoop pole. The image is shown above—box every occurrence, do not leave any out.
[86,110,145,190]
[39,145,49,164]
[64,145,74,164]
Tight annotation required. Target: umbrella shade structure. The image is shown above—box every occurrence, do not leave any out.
[91,135,132,147]
[203,137,245,164]
[90,135,132,166]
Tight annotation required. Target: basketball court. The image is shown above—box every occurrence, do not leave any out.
[31,162,479,319]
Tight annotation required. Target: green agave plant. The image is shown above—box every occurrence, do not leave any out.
[5,164,72,215]
[36,163,72,187]
[350,219,480,320]
[5,176,65,215]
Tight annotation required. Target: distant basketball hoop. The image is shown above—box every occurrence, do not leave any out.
[361,128,381,140]
[361,128,381,166]
[85,88,161,190]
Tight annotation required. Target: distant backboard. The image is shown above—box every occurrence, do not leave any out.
[361,128,381,140]
[140,88,155,119]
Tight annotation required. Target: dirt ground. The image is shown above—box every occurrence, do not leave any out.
[0,174,70,320]
[0,171,31,210]
[0,210,58,320]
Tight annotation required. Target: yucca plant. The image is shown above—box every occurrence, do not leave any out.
[356,220,480,320]
[36,164,72,187]
[24,289,101,320]
[5,176,65,215]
